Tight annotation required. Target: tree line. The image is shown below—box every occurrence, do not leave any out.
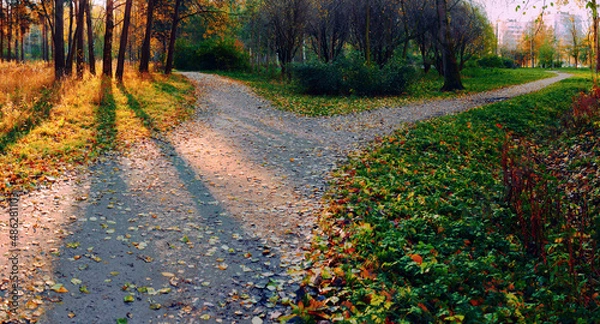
[0,0,228,82]
[242,0,493,91]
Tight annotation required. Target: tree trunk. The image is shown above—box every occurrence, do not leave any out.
[164,0,182,75]
[102,0,114,77]
[437,0,464,92]
[139,0,156,73]
[76,0,85,79]
[595,14,600,73]
[0,0,3,61]
[66,0,75,75]
[54,0,66,79]
[85,0,96,75]
[7,5,12,61]
[116,0,133,82]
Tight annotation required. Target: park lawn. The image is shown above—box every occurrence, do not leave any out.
[293,75,600,323]
[218,67,553,116]
[0,69,195,199]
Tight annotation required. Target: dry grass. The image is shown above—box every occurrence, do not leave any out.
[0,62,54,136]
[0,64,195,198]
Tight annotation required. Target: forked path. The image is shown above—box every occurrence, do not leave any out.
[6,72,570,323]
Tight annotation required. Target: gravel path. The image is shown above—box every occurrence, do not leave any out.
[4,71,570,324]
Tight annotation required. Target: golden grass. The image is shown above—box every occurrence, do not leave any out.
[0,62,54,136]
[0,64,196,198]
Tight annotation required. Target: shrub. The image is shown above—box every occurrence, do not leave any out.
[293,55,415,96]
[174,38,250,72]
[477,55,516,69]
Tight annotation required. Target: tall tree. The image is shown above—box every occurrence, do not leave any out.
[139,0,156,73]
[263,0,310,80]
[85,0,95,75]
[116,0,133,82]
[76,0,85,79]
[437,0,464,91]
[306,0,349,63]
[54,0,66,79]
[164,0,182,74]
[102,0,114,77]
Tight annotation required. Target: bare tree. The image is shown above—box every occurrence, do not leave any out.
[349,0,408,67]
[263,0,310,79]
[306,0,350,63]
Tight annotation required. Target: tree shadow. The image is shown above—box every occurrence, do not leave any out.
[0,89,53,153]
[96,77,117,149]
[116,83,159,132]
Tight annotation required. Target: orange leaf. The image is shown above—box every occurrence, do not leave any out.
[417,303,428,312]
[410,254,423,265]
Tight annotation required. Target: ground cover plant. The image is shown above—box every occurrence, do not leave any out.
[294,76,600,323]
[217,67,552,116]
[0,67,195,199]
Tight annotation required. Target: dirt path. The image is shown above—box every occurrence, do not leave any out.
[1,72,571,323]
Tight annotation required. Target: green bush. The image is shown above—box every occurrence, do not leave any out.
[174,38,250,72]
[478,55,516,69]
[292,55,415,96]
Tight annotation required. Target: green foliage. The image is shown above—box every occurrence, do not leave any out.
[304,76,600,322]
[292,54,416,96]
[174,38,250,72]
[477,55,517,69]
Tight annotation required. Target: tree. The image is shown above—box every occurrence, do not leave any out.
[437,0,464,91]
[54,0,66,79]
[568,14,583,67]
[76,0,85,79]
[102,0,114,77]
[349,0,407,67]
[306,0,350,63]
[164,0,183,74]
[139,0,156,73]
[116,0,133,82]
[263,0,310,79]
[85,0,95,75]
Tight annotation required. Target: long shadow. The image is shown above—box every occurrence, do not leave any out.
[96,77,117,150]
[43,83,289,322]
[0,89,53,154]
[117,84,160,133]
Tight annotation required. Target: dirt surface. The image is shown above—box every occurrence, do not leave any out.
[0,72,571,323]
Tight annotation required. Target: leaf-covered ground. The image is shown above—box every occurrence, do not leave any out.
[0,69,580,324]
[298,76,600,322]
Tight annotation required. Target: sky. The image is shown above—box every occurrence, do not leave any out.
[474,0,590,23]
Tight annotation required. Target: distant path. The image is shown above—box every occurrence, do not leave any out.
[12,71,570,323]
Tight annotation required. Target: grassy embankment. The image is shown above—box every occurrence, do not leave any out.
[218,67,552,116]
[288,74,600,322]
[0,62,195,199]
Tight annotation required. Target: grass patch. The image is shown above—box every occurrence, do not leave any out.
[0,66,195,198]
[297,75,599,322]
[216,67,553,116]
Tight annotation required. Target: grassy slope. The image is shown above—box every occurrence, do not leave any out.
[297,76,599,323]
[218,68,552,116]
[0,71,195,199]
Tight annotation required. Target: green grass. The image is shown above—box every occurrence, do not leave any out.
[216,67,554,116]
[297,75,600,323]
